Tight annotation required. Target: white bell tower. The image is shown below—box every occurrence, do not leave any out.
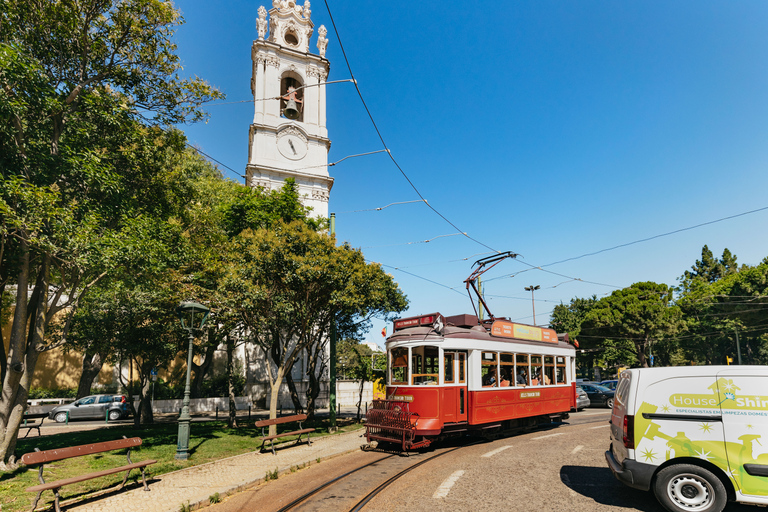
[246,0,332,218]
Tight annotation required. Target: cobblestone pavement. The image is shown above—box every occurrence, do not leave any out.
[63,426,366,512]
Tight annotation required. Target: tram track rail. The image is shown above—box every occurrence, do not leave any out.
[273,412,610,512]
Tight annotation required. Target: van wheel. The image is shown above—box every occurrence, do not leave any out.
[653,464,726,512]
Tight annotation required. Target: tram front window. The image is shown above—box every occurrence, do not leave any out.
[412,346,439,385]
[390,347,408,385]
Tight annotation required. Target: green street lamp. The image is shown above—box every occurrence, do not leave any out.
[175,301,210,460]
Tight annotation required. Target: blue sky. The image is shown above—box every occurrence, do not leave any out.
[174,1,768,347]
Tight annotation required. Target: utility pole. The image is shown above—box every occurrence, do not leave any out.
[329,213,337,430]
[525,285,540,325]
[734,328,742,365]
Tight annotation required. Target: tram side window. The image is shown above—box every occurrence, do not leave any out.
[390,347,408,385]
[444,353,455,384]
[482,352,498,387]
[515,354,529,386]
[499,353,514,387]
[543,356,555,385]
[556,356,567,384]
[412,346,439,385]
[530,355,543,385]
[458,353,466,383]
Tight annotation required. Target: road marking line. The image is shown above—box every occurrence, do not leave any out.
[482,445,513,458]
[571,445,583,454]
[590,424,610,429]
[532,432,564,440]
[433,470,465,499]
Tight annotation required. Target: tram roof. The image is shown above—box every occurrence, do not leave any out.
[388,313,576,352]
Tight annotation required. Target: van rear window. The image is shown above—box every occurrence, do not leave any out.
[615,375,630,406]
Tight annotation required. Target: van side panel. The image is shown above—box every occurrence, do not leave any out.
[606,366,768,509]
[717,370,768,498]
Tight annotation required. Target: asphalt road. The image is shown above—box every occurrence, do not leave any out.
[204,409,757,512]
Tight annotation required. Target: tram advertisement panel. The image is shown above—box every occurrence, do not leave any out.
[491,320,558,343]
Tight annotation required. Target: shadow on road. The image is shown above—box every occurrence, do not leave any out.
[559,465,665,511]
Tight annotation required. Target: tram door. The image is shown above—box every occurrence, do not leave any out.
[442,352,468,423]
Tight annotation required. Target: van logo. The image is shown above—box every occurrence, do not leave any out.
[669,393,768,412]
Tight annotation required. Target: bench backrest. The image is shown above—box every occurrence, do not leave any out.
[21,437,142,465]
[255,414,307,428]
[23,413,49,420]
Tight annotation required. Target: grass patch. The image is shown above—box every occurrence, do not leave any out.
[2,417,362,512]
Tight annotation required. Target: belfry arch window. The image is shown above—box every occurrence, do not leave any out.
[280,75,304,122]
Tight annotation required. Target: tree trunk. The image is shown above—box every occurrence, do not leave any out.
[76,351,104,398]
[267,366,285,437]
[191,342,216,399]
[284,370,304,415]
[0,251,47,470]
[356,377,365,422]
[226,338,238,428]
[0,241,29,437]
[138,376,153,424]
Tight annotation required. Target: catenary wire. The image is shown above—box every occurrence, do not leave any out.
[322,0,500,255]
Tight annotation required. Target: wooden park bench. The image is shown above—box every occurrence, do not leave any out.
[21,436,157,512]
[255,414,315,455]
[20,412,48,438]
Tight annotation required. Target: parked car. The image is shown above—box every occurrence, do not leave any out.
[48,394,130,423]
[574,386,590,411]
[577,383,615,409]
[599,379,618,390]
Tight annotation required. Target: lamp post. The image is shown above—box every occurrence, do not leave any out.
[525,285,540,325]
[175,301,210,460]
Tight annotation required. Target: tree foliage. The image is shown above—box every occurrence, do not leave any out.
[0,0,220,468]
[580,282,682,368]
[223,221,407,431]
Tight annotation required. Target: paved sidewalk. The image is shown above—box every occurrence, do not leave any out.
[66,427,367,512]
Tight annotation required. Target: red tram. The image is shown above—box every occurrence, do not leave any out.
[364,312,578,450]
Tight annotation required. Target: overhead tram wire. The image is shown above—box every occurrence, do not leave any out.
[322,0,500,255]
[540,205,768,269]
[375,262,467,297]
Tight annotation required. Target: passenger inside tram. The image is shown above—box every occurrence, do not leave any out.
[516,368,527,386]
[500,369,511,387]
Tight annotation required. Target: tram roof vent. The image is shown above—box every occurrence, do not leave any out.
[444,314,479,328]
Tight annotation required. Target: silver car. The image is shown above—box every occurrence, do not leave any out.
[48,394,130,423]
[575,386,590,411]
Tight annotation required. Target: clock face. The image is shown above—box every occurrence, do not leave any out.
[277,132,308,160]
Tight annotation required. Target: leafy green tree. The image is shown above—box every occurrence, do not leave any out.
[678,262,768,365]
[679,245,740,295]
[0,0,220,468]
[337,339,378,421]
[223,221,407,433]
[581,282,683,368]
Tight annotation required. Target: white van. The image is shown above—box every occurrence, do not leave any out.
[606,366,768,512]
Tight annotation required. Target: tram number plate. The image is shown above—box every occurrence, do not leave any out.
[520,391,541,399]
[388,395,414,402]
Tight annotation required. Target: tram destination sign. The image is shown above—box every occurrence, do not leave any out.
[491,320,558,343]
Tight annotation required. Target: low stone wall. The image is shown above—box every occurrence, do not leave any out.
[26,381,376,415]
